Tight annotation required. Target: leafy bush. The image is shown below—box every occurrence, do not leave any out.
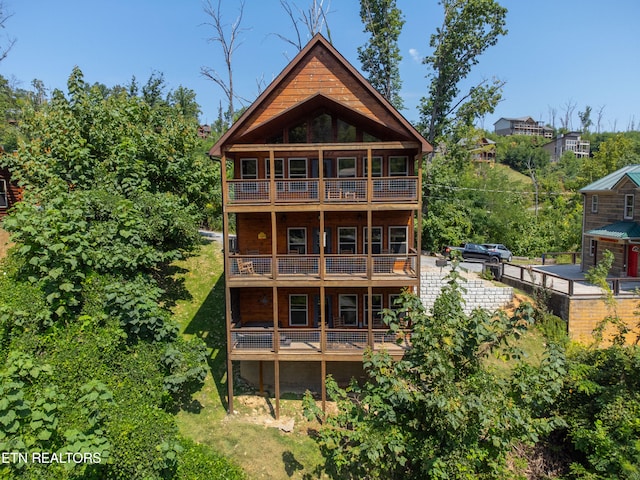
[176,437,246,480]
[555,345,640,479]
[305,267,566,479]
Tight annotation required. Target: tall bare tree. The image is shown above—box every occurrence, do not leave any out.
[548,106,557,131]
[275,0,332,53]
[0,1,15,63]
[201,0,248,123]
[560,99,576,132]
[596,105,606,134]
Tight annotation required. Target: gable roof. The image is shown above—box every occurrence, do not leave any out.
[209,34,431,156]
[580,164,640,193]
[493,116,536,125]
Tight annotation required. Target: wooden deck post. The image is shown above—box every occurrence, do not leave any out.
[274,359,280,420]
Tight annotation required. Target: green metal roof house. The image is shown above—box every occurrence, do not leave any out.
[580,165,640,276]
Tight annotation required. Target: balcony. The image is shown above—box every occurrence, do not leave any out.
[226,177,418,205]
[228,252,417,280]
[230,327,411,354]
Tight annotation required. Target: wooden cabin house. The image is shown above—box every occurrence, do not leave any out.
[0,167,20,216]
[209,34,431,416]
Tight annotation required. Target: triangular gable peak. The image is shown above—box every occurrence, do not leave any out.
[210,34,429,156]
[613,173,640,191]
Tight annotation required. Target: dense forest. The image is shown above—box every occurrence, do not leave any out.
[1,0,640,478]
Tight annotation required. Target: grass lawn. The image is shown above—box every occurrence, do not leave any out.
[172,238,327,480]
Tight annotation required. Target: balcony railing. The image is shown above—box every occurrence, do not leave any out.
[229,253,417,279]
[231,327,411,353]
[226,176,418,204]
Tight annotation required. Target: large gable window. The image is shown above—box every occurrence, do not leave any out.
[337,119,356,142]
[311,113,332,143]
[591,195,598,213]
[625,194,634,219]
[289,121,307,143]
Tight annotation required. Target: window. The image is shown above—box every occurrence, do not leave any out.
[311,113,332,143]
[289,294,308,326]
[265,158,284,179]
[389,294,401,312]
[289,158,307,192]
[389,226,408,254]
[289,158,307,179]
[339,294,358,327]
[589,239,597,257]
[337,157,356,178]
[338,227,357,254]
[624,194,634,219]
[591,195,598,213]
[363,131,380,142]
[265,158,284,192]
[288,121,307,143]
[389,156,408,176]
[288,228,307,254]
[240,158,258,193]
[337,119,356,142]
[363,157,382,177]
[0,179,7,208]
[364,294,382,326]
[240,158,257,180]
[363,226,382,254]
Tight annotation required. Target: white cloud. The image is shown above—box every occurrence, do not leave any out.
[409,48,421,63]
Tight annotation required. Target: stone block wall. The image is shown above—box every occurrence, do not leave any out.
[420,272,514,314]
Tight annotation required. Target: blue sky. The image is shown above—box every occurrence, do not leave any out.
[2,0,639,133]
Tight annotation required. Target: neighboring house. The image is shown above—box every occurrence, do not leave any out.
[0,171,22,216]
[542,132,590,162]
[468,137,496,164]
[0,151,21,216]
[209,34,431,416]
[197,124,211,138]
[493,116,553,138]
[580,164,640,277]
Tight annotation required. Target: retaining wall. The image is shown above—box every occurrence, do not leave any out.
[420,272,514,314]
[501,275,640,344]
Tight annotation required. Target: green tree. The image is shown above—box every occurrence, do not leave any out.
[305,268,566,479]
[557,345,640,479]
[357,0,405,109]
[580,133,639,183]
[419,0,507,143]
[578,105,593,134]
[167,85,201,121]
[0,67,240,478]
[496,134,549,174]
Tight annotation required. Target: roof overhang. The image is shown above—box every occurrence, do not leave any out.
[586,221,640,240]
